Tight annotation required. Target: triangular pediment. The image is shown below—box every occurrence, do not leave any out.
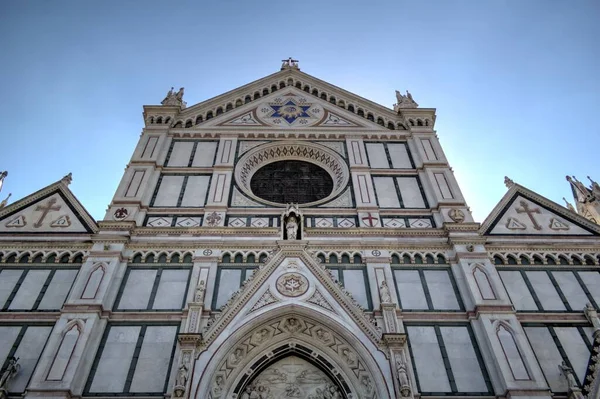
[481,184,600,236]
[197,88,383,130]
[0,178,97,234]
[203,244,382,348]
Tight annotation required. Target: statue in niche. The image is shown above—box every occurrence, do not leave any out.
[395,356,411,397]
[282,204,302,240]
[0,356,20,392]
[558,361,579,390]
[194,280,206,303]
[379,280,392,303]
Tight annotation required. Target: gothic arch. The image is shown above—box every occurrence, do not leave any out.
[194,306,391,399]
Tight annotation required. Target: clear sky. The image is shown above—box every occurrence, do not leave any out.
[0,1,598,222]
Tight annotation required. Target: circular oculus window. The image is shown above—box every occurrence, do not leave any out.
[234,142,349,207]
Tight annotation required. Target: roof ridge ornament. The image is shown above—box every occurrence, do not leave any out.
[161,87,187,109]
[504,176,515,189]
[394,90,418,110]
[281,57,300,71]
[61,173,72,186]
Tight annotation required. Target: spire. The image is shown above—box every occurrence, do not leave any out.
[563,197,576,213]
[0,193,11,209]
[0,171,7,194]
[394,90,419,110]
[61,173,72,186]
[565,175,600,225]
[504,176,515,189]
[588,176,600,198]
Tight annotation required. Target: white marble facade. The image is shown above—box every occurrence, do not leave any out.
[0,63,599,399]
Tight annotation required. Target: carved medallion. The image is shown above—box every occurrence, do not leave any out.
[256,94,323,128]
[202,249,213,256]
[113,207,129,220]
[276,273,309,297]
[205,212,223,227]
[447,208,465,223]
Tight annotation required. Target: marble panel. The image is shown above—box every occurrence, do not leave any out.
[153,176,184,207]
[396,177,426,208]
[191,141,217,167]
[407,326,451,392]
[366,143,389,168]
[552,272,588,310]
[525,271,565,311]
[11,326,52,392]
[0,326,21,366]
[421,139,437,161]
[215,269,241,309]
[38,269,78,310]
[578,271,600,306]
[9,270,50,310]
[524,327,567,392]
[554,327,590,384]
[130,326,177,393]
[152,270,189,309]
[439,326,488,392]
[342,269,369,309]
[394,270,428,309]
[424,270,460,310]
[497,325,529,380]
[89,326,140,393]
[388,143,412,168]
[373,177,400,208]
[117,270,157,310]
[180,175,210,207]
[498,271,538,310]
[0,269,23,307]
[167,141,194,167]
[434,173,453,199]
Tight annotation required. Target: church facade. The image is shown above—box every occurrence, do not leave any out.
[0,60,599,399]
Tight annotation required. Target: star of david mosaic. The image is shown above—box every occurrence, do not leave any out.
[257,94,323,127]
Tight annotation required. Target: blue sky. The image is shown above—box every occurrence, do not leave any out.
[0,1,598,222]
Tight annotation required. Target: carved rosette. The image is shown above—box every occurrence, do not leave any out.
[276,273,309,297]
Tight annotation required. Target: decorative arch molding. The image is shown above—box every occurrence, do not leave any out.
[46,319,84,381]
[80,262,106,299]
[492,320,531,381]
[234,141,350,207]
[470,263,497,300]
[196,311,390,399]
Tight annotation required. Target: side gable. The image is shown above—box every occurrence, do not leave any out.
[480,184,600,236]
[0,177,98,234]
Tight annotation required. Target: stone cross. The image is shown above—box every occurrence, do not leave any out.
[516,200,542,230]
[34,198,61,228]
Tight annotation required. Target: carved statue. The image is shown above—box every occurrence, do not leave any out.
[161,87,186,108]
[584,303,600,333]
[379,280,392,304]
[394,90,418,109]
[0,356,20,392]
[395,357,411,397]
[0,171,7,194]
[194,280,206,303]
[281,57,299,70]
[558,361,579,391]
[504,176,515,188]
[175,362,188,388]
[286,215,298,240]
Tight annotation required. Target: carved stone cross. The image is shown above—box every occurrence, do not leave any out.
[34,198,61,228]
[516,200,542,230]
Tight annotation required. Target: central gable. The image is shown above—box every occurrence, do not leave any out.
[203,88,379,130]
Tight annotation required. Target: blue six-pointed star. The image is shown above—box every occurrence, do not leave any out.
[269,100,312,124]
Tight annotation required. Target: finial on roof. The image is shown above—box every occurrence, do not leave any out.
[61,173,72,186]
[563,197,576,213]
[281,57,299,70]
[0,193,11,209]
[394,90,418,110]
[0,171,7,194]
[504,176,514,188]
